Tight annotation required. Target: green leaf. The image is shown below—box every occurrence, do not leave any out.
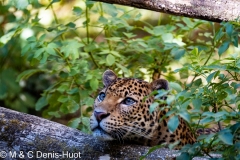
[144,26,154,35]
[84,97,94,106]
[0,30,15,47]
[153,26,165,36]
[150,102,159,113]
[206,71,218,83]
[230,122,240,133]
[27,36,36,42]
[205,65,227,70]
[133,13,142,21]
[103,3,118,17]
[46,0,60,9]
[167,115,179,133]
[123,32,136,38]
[232,35,238,47]
[200,117,214,124]
[155,90,168,99]
[1,69,21,94]
[169,82,182,92]
[181,99,191,109]
[177,152,190,160]
[179,111,190,123]
[170,48,186,60]
[140,144,164,160]
[14,0,29,10]
[191,47,198,56]
[40,52,48,64]
[192,98,202,110]
[162,33,174,44]
[218,91,228,100]
[33,48,45,58]
[116,64,131,76]
[39,34,46,42]
[45,43,58,55]
[84,43,98,52]
[193,78,202,86]
[61,40,84,59]
[106,54,115,66]
[0,83,7,99]
[35,97,48,111]
[86,1,94,8]
[197,134,215,141]
[166,95,175,105]
[218,41,230,56]
[60,102,68,113]
[17,69,46,82]
[60,100,79,114]
[213,111,227,118]
[110,50,121,57]
[179,68,189,79]
[21,44,30,56]
[73,7,82,16]
[215,28,224,41]
[66,22,76,28]
[57,95,68,103]
[226,23,233,37]
[218,129,233,145]
[68,118,81,128]
[90,78,98,91]
[81,117,90,126]
[48,111,61,118]
[67,88,79,95]
[68,100,79,113]
[98,16,108,24]
[57,84,69,93]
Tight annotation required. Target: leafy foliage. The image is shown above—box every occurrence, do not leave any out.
[0,0,240,158]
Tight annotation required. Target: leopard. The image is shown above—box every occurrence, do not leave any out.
[90,70,196,148]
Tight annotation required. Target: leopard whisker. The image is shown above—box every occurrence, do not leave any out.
[115,129,125,144]
[121,125,153,139]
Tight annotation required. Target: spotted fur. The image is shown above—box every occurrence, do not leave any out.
[90,70,196,148]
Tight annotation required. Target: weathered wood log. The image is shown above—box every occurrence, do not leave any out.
[93,0,240,22]
[0,107,221,159]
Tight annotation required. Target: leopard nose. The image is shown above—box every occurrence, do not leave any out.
[94,111,110,122]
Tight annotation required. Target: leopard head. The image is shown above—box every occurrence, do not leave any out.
[90,70,168,144]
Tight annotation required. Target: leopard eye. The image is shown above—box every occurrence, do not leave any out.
[98,92,106,102]
[122,97,136,106]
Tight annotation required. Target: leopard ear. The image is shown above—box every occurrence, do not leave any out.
[102,70,117,87]
[151,79,169,91]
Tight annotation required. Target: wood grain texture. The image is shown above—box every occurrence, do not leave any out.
[93,0,240,22]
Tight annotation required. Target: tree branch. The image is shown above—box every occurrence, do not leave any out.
[93,0,240,22]
[0,107,221,159]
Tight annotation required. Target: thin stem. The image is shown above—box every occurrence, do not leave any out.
[54,48,72,70]
[194,114,202,136]
[119,8,135,18]
[189,24,216,86]
[79,90,83,118]
[50,4,64,41]
[203,51,213,66]
[99,2,103,17]
[224,100,237,112]
[105,28,112,51]
[85,6,99,68]
[85,6,90,44]
[158,13,161,26]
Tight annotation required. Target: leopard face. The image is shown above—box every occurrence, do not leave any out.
[90,70,195,147]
